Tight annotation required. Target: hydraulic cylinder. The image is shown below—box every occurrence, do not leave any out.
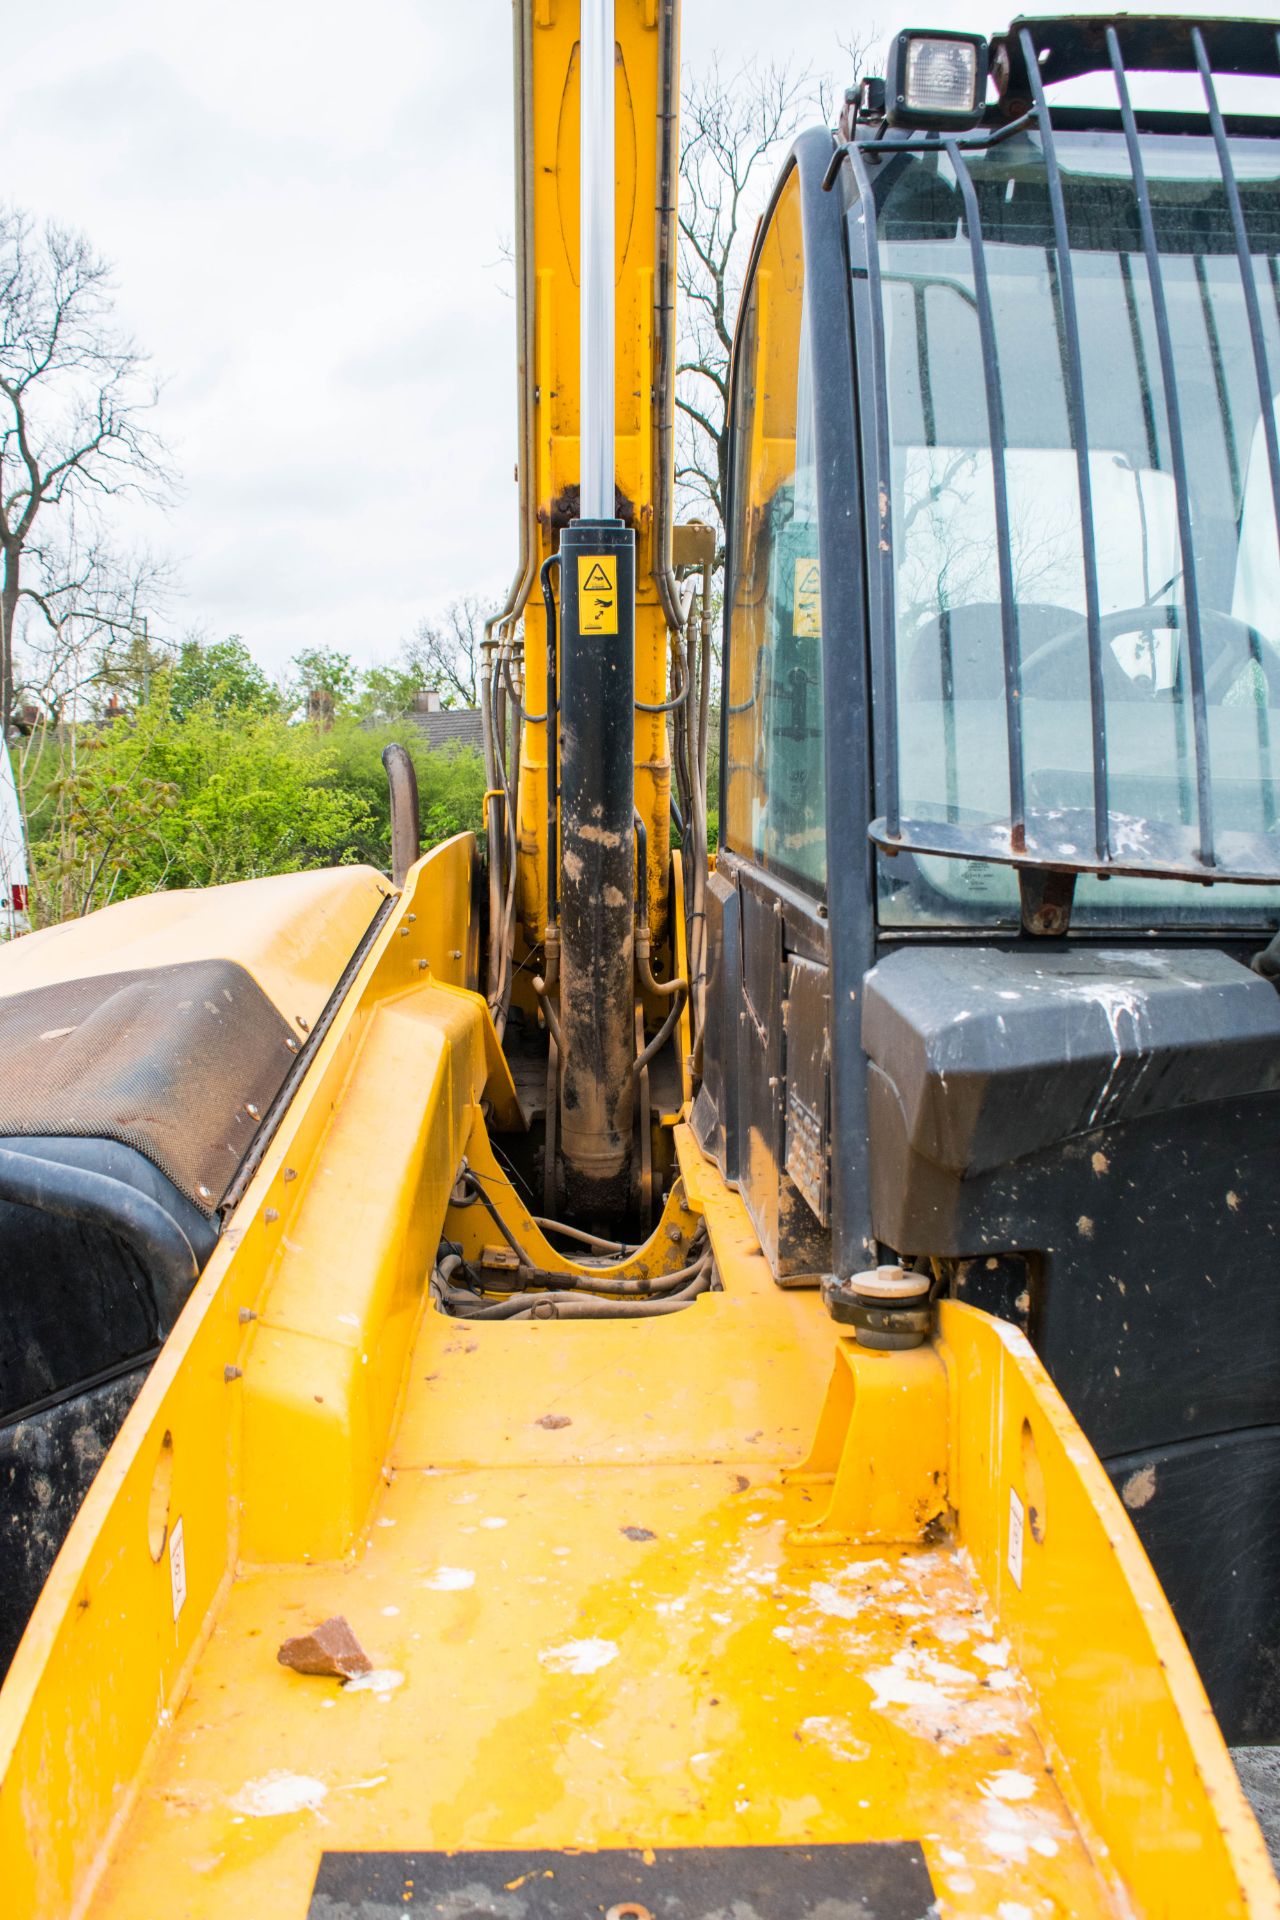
[557,517,636,1221]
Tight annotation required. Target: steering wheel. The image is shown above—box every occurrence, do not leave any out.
[1020,604,1280,704]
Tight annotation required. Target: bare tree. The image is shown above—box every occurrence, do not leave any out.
[14,529,169,724]
[407,594,496,708]
[0,208,171,742]
[675,36,877,546]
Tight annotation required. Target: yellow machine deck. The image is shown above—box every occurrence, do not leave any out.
[6,5,1280,1915]
[0,848,1273,1918]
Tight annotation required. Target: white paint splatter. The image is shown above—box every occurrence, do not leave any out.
[974,1639,1010,1667]
[230,1771,327,1817]
[808,1580,862,1620]
[983,1769,1037,1802]
[983,1819,1029,1864]
[422,1566,474,1590]
[343,1668,404,1696]
[865,1656,971,1712]
[538,1638,619,1676]
[998,1905,1034,1920]
[480,1516,508,1529]
[798,1715,869,1763]
[1084,981,1147,1124]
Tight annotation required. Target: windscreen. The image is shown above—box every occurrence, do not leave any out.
[865,128,1280,930]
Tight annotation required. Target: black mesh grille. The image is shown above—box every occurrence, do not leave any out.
[0,960,296,1212]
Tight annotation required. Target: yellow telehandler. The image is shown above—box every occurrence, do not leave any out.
[2,7,1280,1915]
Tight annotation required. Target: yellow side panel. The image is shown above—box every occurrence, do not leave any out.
[939,1300,1278,1916]
[239,993,489,1563]
[0,864,393,1032]
[0,839,503,1920]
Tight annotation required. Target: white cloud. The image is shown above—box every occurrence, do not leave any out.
[6,0,1277,673]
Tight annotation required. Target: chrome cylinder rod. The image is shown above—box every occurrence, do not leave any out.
[580,0,615,519]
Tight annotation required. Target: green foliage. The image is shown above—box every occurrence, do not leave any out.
[322,721,487,869]
[291,645,358,708]
[168,635,278,722]
[356,661,422,725]
[23,663,487,925]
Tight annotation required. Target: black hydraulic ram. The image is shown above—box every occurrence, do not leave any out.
[556,517,636,1222]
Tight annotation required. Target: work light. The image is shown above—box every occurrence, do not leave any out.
[885,29,988,128]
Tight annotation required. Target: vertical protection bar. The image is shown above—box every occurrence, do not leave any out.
[1107,24,1215,867]
[845,144,901,835]
[913,280,960,820]
[944,140,1026,846]
[1195,29,1279,827]
[580,0,615,520]
[1020,29,1110,860]
[1119,253,1160,470]
[1193,30,1280,583]
[1194,255,1242,506]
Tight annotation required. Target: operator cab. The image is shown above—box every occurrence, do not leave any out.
[696,14,1280,1739]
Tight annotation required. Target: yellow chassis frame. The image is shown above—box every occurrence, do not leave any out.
[0,839,1275,1917]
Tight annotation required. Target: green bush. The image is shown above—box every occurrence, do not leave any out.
[25,696,487,925]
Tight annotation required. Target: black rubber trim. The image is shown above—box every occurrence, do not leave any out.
[0,1348,160,1430]
[0,1146,198,1298]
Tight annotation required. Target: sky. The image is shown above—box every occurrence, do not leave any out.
[6,1,1278,677]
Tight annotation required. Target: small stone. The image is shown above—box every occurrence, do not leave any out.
[277,1615,372,1679]
[536,1413,572,1430]
[621,1525,656,1542]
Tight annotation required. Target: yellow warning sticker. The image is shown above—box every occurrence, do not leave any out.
[578,554,619,635]
[793,556,822,637]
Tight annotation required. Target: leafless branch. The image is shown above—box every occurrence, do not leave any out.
[675,33,879,546]
[0,205,175,741]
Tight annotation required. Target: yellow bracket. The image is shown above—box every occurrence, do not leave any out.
[786,1335,949,1545]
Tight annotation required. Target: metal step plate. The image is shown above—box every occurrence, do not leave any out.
[308,1843,938,1918]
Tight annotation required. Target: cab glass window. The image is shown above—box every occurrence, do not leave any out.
[724,168,826,893]
[868,131,1280,930]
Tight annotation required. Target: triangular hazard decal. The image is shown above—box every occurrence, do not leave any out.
[582,561,612,591]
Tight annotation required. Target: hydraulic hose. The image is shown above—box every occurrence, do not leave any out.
[438,1261,715,1320]
[541,554,562,928]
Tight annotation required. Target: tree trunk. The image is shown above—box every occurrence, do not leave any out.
[1,541,19,748]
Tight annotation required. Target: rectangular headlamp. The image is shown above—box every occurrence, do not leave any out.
[885,29,988,129]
